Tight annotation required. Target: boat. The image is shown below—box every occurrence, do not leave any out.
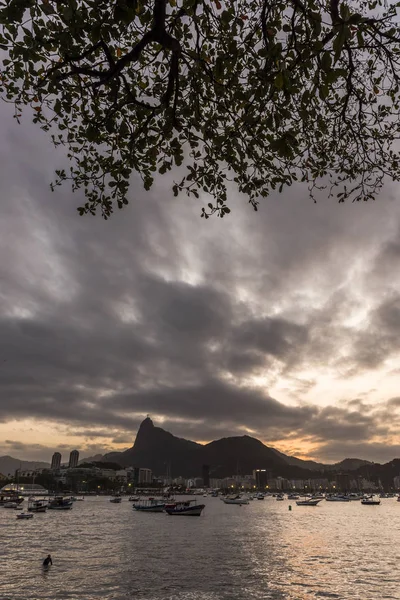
[75,497,85,501]
[296,498,322,506]
[276,494,285,501]
[16,512,34,519]
[287,493,300,500]
[47,496,73,510]
[347,493,363,501]
[0,494,24,506]
[325,495,350,502]
[110,495,122,503]
[133,498,165,512]
[28,499,47,513]
[361,496,381,505]
[128,496,140,502]
[165,499,205,516]
[255,493,264,500]
[397,496,400,502]
[3,501,19,509]
[222,495,249,505]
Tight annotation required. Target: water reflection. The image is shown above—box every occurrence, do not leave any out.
[1,497,400,599]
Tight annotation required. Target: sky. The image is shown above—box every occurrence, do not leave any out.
[0,101,400,466]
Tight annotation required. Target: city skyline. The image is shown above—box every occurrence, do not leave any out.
[1,103,400,465]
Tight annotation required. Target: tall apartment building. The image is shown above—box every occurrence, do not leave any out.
[68,449,79,469]
[51,452,62,470]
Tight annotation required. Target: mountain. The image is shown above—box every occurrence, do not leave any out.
[271,448,325,471]
[106,417,204,475]
[332,458,373,471]
[271,451,373,472]
[105,417,326,478]
[0,456,50,477]
[79,454,105,464]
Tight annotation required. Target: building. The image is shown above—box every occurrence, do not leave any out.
[51,452,62,470]
[68,450,79,469]
[1,483,48,496]
[254,469,269,489]
[202,464,210,488]
[138,468,152,484]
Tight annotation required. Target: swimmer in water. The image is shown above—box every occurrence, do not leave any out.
[43,554,52,567]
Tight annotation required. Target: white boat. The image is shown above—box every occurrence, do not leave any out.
[110,496,122,503]
[255,493,265,500]
[128,496,140,502]
[276,494,285,501]
[16,512,33,519]
[325,495,350,502]
[296,498,321,506]
[133,498,165,512]
[361,496,381,505]
[28,499,47,513]
[3,502,19,509]
[222,495,249,505]
[287,493,300,500]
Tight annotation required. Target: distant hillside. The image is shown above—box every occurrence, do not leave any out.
[79,454,105,464]
[2,420,395,483]
[103,418,332,478]
[0,456,49,477]
[271,448,325,471]
[332,458,373,471]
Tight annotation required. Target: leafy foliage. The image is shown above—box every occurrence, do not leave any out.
[1,0,400,218]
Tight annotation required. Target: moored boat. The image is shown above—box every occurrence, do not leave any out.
[110,495,122,503]
[16,512,34,519]
[165,499,205,516]
[287,493,300,500]
[28,499,47,513]
[134,498,165,512]
[325,495,350,502]
[276,494,285,501]
[48,496,73,510]
[3,501,19,509]
[361,495,381,505]
[296,498,321,506]
[0,494,24,506]
[222,495,249,505]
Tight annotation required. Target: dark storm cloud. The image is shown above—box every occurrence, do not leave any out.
[0,101,400,463]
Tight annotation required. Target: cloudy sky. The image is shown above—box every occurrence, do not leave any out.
[1,100,400,466]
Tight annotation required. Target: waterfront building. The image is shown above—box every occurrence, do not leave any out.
[209,478,223,488]
[1,483,48,496]
[254,469,269,488]
[172,476,186,486]
[51,452,62,470]
[138,468,152,484]
[202,464,210,488]
[69,450,79,469]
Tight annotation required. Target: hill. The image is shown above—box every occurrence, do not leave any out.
[104,417,337,478]
[0,456,50,477]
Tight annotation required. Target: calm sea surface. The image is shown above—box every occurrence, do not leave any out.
[1,496,400,599]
